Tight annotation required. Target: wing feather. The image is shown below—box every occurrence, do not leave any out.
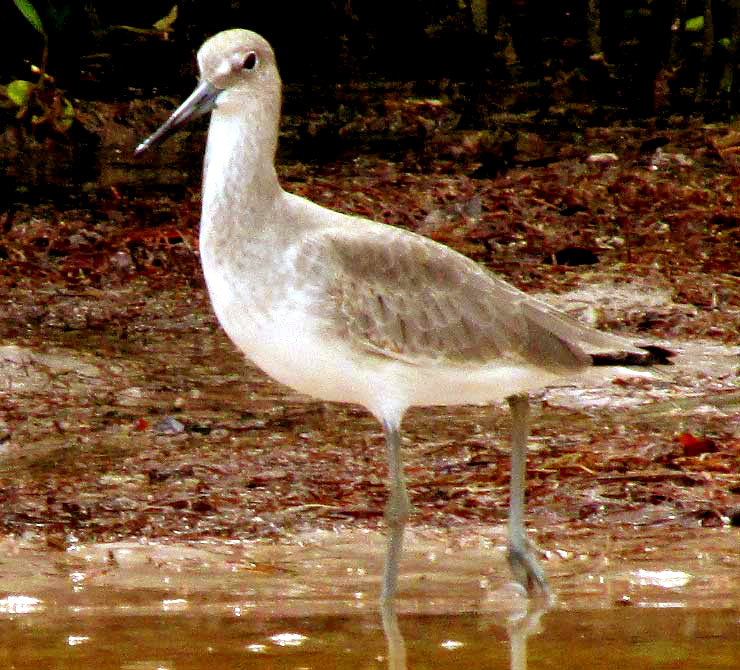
[293,222,634,370]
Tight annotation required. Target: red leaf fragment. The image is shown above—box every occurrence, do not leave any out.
[134,417,150,431]
[676,432,717,457]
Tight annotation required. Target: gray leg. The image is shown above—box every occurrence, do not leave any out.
[380,419,411,605]
[506,394,550,597]
[380,419,409,669]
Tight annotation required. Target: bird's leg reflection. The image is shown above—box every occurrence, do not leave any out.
[380,589,407,670]
[506,598,551,670]
[380,580,551,670]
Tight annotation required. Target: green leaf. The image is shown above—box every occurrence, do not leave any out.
[7,80,34,107]
[685,16,704,31]
[58,96,75,131]
[13,0,45,35]
[153,5,178,32]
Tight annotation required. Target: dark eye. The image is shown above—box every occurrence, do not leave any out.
[243,51,258,70]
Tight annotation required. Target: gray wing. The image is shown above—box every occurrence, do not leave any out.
[295,223,638,371]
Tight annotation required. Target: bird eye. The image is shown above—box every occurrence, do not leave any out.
[243,51,258,70]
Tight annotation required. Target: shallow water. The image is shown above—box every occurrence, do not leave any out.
[1,607,738,669]
[0,529,738,669]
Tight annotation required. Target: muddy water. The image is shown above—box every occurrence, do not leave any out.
[1,608,738,669]
[0,527,739,669]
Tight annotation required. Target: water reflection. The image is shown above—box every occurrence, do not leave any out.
[382,586,550,670]
[381,595,407,670]
[0,528,739,668]
[0,595,43,615]
[506,602,548,670]
[0,598,739,668]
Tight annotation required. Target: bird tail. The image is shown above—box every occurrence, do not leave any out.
[591,345,674,367]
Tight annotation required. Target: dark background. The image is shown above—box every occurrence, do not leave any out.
[2,0,740,118]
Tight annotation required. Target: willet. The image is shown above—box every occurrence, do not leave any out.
[136,28,672,602]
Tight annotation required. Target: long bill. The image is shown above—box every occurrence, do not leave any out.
[135,79,221,155]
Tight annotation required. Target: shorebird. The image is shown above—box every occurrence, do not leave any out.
[136,28,671,602]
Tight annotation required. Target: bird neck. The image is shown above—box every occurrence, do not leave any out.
[201,102,282,234]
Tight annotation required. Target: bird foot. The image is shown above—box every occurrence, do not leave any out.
[507,537,551,600]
